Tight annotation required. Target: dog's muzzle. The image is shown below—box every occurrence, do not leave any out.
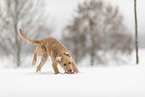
[65,69,73,74]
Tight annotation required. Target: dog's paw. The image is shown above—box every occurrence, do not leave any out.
[54,72,60,74]
[36,68,41,73]
[36,69,39,73]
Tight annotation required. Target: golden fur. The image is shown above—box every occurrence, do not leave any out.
[19,29,79,74]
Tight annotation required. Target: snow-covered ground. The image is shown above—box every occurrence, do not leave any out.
[0,49,145,97]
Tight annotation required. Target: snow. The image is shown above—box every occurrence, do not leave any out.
[0,49,145,97]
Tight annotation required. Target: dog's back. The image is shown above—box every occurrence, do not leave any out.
[38,37,67,54]
[42,37,69,55]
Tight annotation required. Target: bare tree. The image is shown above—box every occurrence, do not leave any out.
[0,0,52,67]
[62,0,133,65]
[62,17,87,64]
[134,0,139,64]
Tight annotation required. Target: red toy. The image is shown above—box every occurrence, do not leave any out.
[70,68,77,74]
[65,68,77,74]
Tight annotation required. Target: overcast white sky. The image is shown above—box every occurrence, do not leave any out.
[105,0,145,36]
[45,0,145,39]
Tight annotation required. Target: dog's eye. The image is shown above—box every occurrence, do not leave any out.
[64,64,66,66]
[69,62,71,64]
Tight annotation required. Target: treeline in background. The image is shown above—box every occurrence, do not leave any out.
[0,0,134,67]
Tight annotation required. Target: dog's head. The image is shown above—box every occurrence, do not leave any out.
[56,52,73,74]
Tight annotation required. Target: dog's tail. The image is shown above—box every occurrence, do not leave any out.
[19,29,40,44]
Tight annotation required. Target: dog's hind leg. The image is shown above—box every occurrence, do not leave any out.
[36,53,48,72]
[32,51,37,66]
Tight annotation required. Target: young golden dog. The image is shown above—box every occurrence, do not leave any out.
[19,29,79,74]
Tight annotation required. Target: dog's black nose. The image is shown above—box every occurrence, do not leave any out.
[69,69,72,73]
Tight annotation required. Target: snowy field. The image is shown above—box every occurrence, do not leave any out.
[0,49,145,97]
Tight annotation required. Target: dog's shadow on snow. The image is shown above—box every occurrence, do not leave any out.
[28,71,65,75]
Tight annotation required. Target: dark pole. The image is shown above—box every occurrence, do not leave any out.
[134,0,139,64]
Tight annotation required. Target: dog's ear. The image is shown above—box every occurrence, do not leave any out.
[64,52,71,57]
[56,57,62,62]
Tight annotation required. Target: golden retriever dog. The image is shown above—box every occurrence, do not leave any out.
[19,29,79,74]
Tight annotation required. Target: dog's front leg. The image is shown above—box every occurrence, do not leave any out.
[36,53,48,72]
[52,63,60,74]
[51,51,60,74]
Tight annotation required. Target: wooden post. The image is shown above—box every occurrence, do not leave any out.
[134,0,139,64]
